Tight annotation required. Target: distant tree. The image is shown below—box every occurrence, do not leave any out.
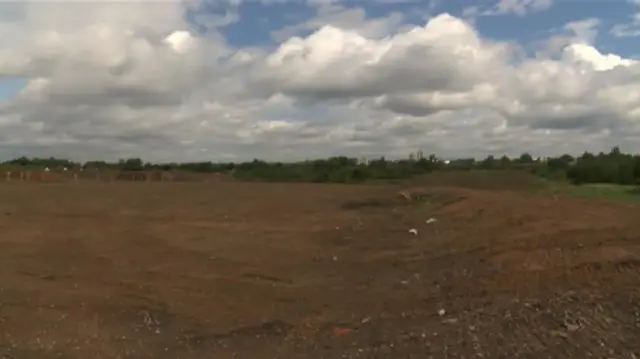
[480,155,496,170]
[499,155,511,168]
[610,146,621,157]
[518,153,534,164]
[4,144,640,186]
[121,158,144,171]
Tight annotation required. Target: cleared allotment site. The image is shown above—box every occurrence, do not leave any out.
[1,171,640,358]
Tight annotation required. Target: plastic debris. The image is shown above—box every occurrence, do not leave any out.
[409,228,418,235]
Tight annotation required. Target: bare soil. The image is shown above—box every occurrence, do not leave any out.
[1,179,640,358]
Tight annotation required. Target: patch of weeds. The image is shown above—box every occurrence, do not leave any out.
[542,182,640,203]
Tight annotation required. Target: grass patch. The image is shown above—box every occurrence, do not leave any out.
[542,182,640,203]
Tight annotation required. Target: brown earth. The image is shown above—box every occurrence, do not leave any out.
[1,178,640,358]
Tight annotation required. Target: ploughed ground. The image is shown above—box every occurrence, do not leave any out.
[1,180,639,358]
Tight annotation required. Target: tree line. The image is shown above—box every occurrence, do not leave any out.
[2,146,640,185]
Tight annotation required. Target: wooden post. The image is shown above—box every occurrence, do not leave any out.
[5,171,10,182]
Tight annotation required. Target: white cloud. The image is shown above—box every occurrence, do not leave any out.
[257,14,513,101]
[564,18,601,44]
[255,14,637,125]
[270,1,405,41]
[563,43,637,71]
[0,2,638,161]
[463,0,553,19]
[536,18,601,58]
[610,0,640,37]
[492,0,553,16]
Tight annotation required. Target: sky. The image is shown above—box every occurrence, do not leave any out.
[0,0,639,162]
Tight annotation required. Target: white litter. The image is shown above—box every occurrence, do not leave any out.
[426,218,437,224]
[408,228,418,235]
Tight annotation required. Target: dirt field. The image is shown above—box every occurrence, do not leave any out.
[1,177,640,358]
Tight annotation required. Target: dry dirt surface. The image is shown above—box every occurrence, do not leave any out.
[1,181,640,359]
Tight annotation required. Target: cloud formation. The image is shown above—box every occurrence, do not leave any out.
[610,0,640,38]
[463,0,553,19]
[0,1,638,161]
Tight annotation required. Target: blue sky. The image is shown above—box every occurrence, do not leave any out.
[0,77,27,101]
